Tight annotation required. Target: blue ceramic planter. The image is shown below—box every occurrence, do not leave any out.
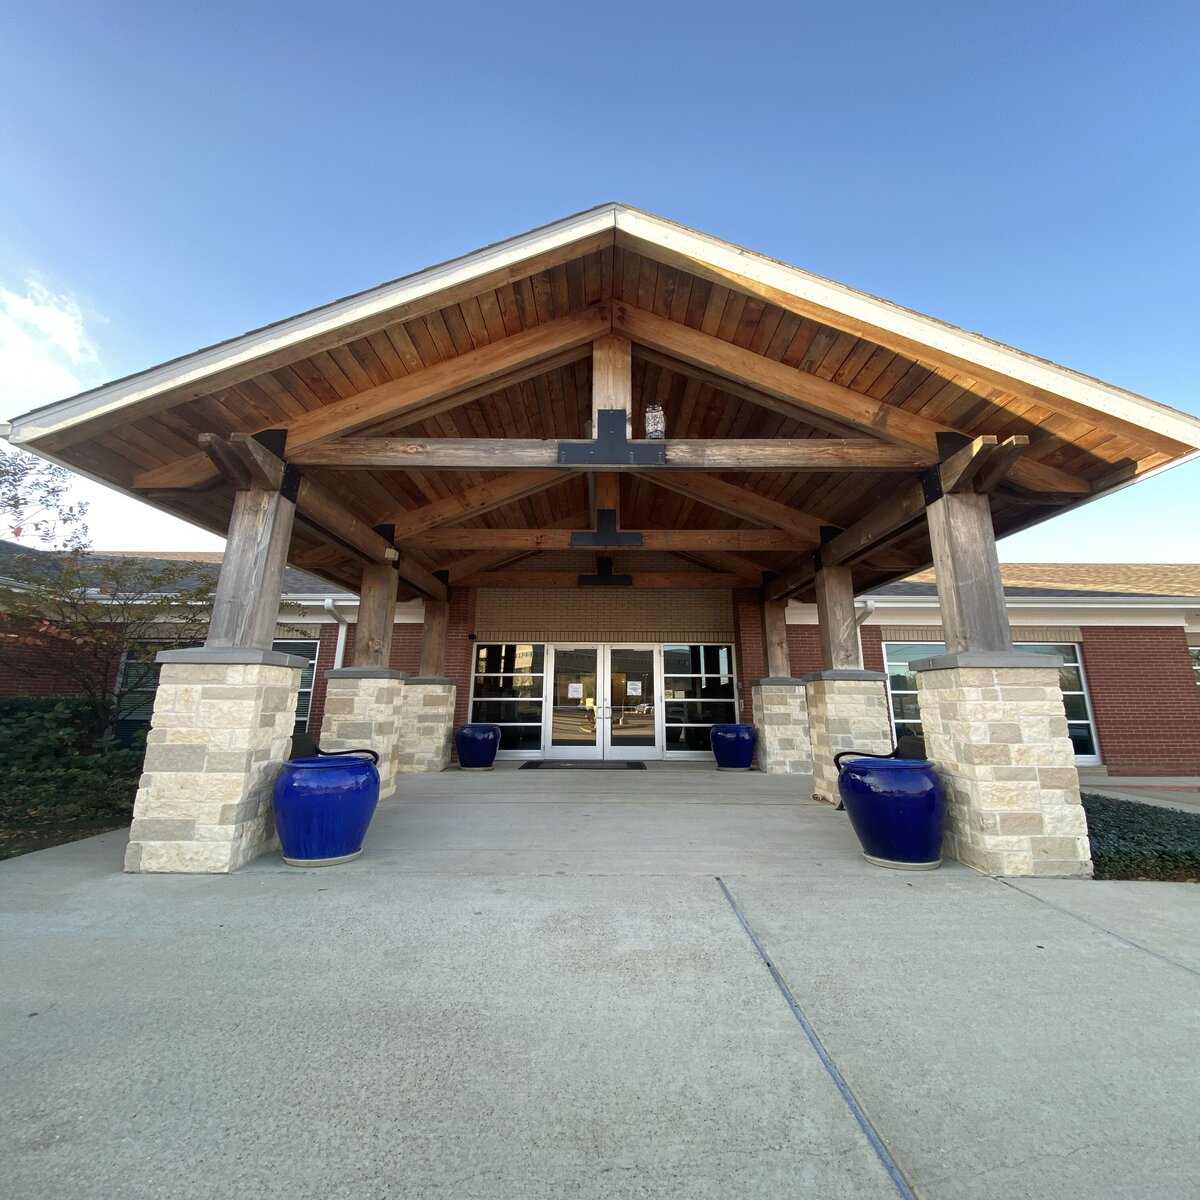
[272,754,380,867]
[456,723,501,770]
[836,757,945,870]
[710,723,757,770]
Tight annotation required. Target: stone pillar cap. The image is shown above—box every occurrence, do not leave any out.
[914,651,1063,672]
[326,668,408,680]
[799,669,886,683]
[407,676,457,686]
[156,647,309,669]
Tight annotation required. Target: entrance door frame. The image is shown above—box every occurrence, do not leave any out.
[543,643,664,761]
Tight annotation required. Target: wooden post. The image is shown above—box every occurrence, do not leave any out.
[763,598,790,676]
[419,598,450,676]
[207,486,295,650]
[351,563,399,669]
[592,335,632,438]
[814,565,861,670]
[925,491,1012,655]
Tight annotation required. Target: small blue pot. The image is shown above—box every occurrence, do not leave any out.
[272,755,380,867]
[710,723,757,770]
[836,757,946,870]
[455,723,501,770]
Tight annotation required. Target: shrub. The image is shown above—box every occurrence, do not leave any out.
[1081,793,1200,882]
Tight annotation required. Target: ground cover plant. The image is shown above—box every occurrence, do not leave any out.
[0,696,140,860]
[1081,792,1200,883]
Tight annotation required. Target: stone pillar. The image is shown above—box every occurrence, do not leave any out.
[916,654,1092,877]
[751,678,812,774]
[124,648,304,873]
[395,677,457,773]
[320,668,407,795]
[803,670,892,805]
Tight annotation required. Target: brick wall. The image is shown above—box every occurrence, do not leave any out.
[307,620,423,734]
[731,590,765,719]
[446,588,476,730]
[0,640,91,697]
[784,623,884,674]
[1079,626,1200,775]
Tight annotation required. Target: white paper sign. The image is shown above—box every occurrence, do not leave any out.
[626,681,643,696]
[567,682,584,699]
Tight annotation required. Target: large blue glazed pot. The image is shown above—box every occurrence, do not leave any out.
[272,754,380,867]
[456,723,501,770]
[836,757,946,870]
[710,723,757,770]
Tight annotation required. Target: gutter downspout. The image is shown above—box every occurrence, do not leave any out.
[323,598,350,669]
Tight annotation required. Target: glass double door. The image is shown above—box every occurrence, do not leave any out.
[545,644,661,760]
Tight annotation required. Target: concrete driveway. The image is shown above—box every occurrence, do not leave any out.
[2,764,1198,1199]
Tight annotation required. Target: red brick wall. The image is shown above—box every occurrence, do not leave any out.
[731,589,765,719]
[0,640,91,697]
[446,588,476,731]
[1079,626,1200,775]
[784,623,884,674]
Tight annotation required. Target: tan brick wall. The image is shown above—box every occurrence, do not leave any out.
[320,676,405,793]
[751,683,812,774]
[877,626,1084,642]
[806,678,893,805]
[474,588,734,643]
[396,681,456,773]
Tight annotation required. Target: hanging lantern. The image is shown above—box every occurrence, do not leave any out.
[644,403,666,440]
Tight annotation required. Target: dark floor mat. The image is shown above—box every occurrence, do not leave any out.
[520,761,647,770]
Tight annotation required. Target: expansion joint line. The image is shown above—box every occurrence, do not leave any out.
[714,876,917,1200]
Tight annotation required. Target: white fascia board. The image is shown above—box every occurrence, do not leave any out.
[6,206,620,443]
[615,209,1200,450]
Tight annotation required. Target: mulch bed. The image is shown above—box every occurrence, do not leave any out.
[1081,793,1200,883]
[0,820,129,862]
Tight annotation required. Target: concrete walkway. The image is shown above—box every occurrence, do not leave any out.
[2,765,1198,1199]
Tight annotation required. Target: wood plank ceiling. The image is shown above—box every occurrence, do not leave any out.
[34,231,1191,598]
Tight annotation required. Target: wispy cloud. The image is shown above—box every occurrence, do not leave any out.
[0,275,105,412]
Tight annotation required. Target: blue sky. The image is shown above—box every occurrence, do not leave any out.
[1,0,1197,558]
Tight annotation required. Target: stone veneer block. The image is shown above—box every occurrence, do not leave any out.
[124,660,301,873]
[750,679,812,775]
[320,671,407,794]
[915,664,1092,878]
[395,679,456,774]
[803,672,892,806]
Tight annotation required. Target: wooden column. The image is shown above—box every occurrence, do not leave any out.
[592,335,632,438]
[925,491,1013,655]
[351,563,399,669]
[762,598,790,676]
[207,486,295,650]
[419,598,450,676]
[814,565,861,670]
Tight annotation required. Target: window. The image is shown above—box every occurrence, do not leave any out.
[119,638,320,733]
[468,643,545,751]
[1191,646,1200,689]
[662,643,738,754]
[883,641,1100,763]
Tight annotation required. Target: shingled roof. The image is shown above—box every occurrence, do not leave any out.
[873,563,1200,601]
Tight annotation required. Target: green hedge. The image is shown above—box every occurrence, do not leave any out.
[0,696,142,825]
[1082,793,1200,882]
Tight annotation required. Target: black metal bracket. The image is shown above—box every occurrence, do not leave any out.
[557,410,667,466]
[280,465,302,503]
[570,509,644,548]
[924,432,971,506]
[253,429,288,459]
[432,569,450,586]
[578,556,633,587]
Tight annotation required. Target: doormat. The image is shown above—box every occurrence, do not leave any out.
[520,761,647,770]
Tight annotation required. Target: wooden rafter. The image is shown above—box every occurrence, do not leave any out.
[388,469,574,536]
[453,571,748,589]
[612,304,1091,496]
[400,529,804,551]
[132,306,610,491]
[442,512,591,582]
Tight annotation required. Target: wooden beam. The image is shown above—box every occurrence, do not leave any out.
[926,491,1012,655]
[612,304,1090,496]
[198,433,253,489]
[286,437,934,472]
[419,598,450,675]
[351,563,399,669]
[294,478,396,567]
[402,529,804,551]
[207,487,296,651]
[592,334,632,438]
[763,598,790,676]
[675,549,764,581]
[392,552,448,602]
[442,512,590,582]
[765,482,928,602]
[617,229,1191,460]
[939,435,1029,494]
[453,571,748,589]
[133,306,610,491]
[389,470,572,536]
[592,473,620,526]
[814,565,861,670]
